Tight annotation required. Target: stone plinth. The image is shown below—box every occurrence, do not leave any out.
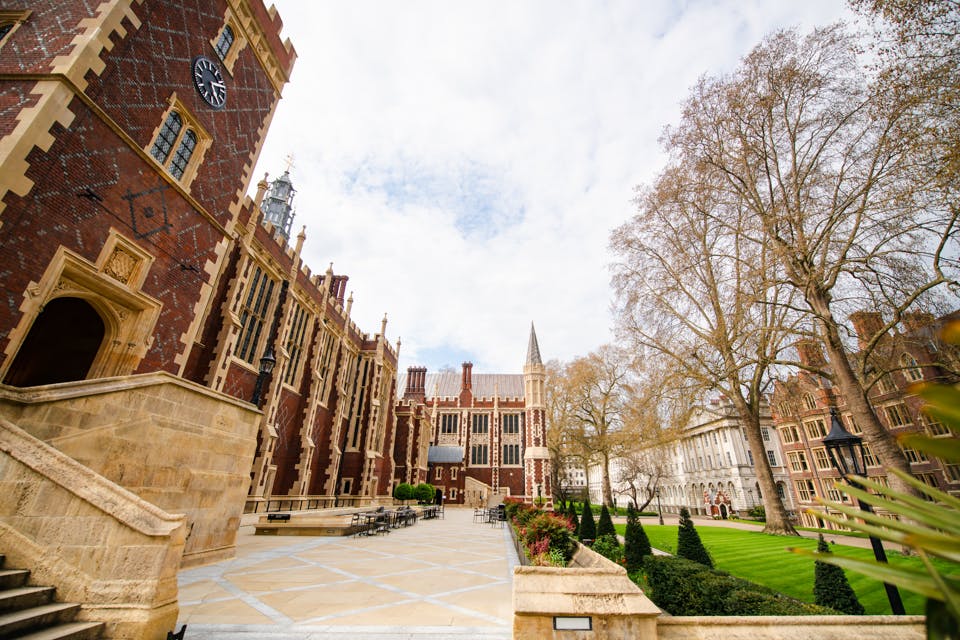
[513,542,661,639]
[0,372,260,567]
[658,615,926,639]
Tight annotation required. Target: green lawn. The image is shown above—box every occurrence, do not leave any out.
[614,523,945,615]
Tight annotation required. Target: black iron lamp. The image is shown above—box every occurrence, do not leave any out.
[655,487,664,525]
[822,407,905,615]
[250,347,276,407]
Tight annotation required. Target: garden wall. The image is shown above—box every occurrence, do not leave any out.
[512,541,926,640]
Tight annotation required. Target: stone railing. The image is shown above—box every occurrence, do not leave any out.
[0,416,185,639]
[0,372,260,567]
[513,538,926,640]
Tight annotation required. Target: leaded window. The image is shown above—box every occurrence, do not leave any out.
[236,265,275,364]
[502,414,520,434]
[441,414,459,435]
[472,414,489,434]
[215,24,234,60]
[470,443,488,465]
[283,302,309,386]
[169,129,197,179]
[502,443,520,465]
[150,111,182,164]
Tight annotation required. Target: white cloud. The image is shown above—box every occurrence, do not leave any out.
[253,0,853,373]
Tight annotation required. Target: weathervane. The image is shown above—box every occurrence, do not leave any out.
[284,153,295,173]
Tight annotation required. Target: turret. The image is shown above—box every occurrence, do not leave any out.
[261,169,296,240]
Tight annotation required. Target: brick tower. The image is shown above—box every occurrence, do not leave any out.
[523,322,552,506]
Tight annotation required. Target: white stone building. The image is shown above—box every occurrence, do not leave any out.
[587,398,797,518]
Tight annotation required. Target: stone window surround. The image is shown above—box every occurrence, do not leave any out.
[145,93,211,190]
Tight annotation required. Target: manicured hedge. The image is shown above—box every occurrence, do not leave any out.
[641,555,838,616]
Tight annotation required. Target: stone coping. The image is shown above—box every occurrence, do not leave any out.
[0,370,258,412]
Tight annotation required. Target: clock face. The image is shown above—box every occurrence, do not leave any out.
[192,56,226,109]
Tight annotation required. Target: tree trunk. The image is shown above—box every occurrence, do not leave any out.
[730,394,799,536]
[601,453,614,508]
[809,292,916,497]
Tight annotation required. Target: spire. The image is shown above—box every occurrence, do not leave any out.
[526,322,542,365]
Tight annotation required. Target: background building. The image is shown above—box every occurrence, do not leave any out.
[586,398,795,518]
[394,325,553,506]
[772,313,960,529]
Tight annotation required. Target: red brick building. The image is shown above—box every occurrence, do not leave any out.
[0,1,400,508]
[394,325,553,506]
[771,312,960,529]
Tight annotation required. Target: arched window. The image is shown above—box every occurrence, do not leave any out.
[150,111,182,164]
[0,23,13,42]
[802,393,817,411]
[901,353,923,382]
[147,101,209,186]
[215,24,234,60]
[169,129,197,179]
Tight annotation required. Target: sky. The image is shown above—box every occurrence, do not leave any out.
[251,1,856,374]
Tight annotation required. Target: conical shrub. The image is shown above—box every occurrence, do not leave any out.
[814,534,865,614]
[597,504,616,539]
[624,502,652,572]
[566,500,580,537]
[579,497,597,541]
[677,507,712,567]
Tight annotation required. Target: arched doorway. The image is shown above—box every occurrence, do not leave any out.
[3,297,105,387]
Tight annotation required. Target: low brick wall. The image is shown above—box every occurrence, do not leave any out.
[0,372,260,566]
[0,417,185,639]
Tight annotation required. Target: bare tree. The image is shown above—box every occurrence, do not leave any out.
[545,359,585,505]
[559,345,637,508]
[661,25,958,495]
[611,161,801,535]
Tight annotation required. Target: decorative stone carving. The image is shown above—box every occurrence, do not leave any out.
[103,247,138,284]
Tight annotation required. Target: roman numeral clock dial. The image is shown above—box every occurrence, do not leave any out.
[192,56,226,109]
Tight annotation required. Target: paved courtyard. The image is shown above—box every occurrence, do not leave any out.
[176,507,516,639]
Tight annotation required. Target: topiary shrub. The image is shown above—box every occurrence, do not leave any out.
[814,534,865,614]
[642,555,837,616]
[566,500,579,537]
[393,482,414,501]
[414,482,435,504]
[597,504,616,539]
[579,497,597,542]
[591,534,623,564]
[624,503,652,572]
[677,507,713,568]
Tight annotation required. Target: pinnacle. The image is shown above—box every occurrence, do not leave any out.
[526,322,542,365]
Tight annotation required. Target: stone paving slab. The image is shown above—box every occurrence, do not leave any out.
[177,507,515,639]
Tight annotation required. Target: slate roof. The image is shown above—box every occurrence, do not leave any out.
[427,446,464,464]
[396,372,525,399]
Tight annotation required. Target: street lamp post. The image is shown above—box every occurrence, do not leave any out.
[655,487,664,525]
[822,408,905,615]
[250,347,276,407]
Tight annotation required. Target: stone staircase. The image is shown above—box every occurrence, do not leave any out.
[0,555,103,639]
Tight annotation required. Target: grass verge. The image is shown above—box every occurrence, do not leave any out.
[615,523,947,615]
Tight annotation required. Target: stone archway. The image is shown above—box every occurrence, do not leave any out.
[3,297,105,387]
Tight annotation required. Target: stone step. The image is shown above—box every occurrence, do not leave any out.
[0,568,30,590]
[16,621,105,640]
[0,585,55,612]
[0,602,81,637]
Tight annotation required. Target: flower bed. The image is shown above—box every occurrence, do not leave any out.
[506,502,576,567]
